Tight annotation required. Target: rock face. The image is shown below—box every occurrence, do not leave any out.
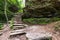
[23,0,60,18]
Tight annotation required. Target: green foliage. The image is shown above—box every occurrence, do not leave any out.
[7,0,25,13]
[10,19,14,29]
[23,18,60,24]
[0,0,14,23]
[51,17,60,22]
[54,21,60,31]
[0,0,25,23]
[0,23,3,30]
[0,0,25,13]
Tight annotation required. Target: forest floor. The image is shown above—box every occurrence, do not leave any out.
[30,22,60,40]
[0,24,11,40]
[0,22,60,40]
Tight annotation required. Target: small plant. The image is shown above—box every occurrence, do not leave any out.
[0,23,3,30]
[10,19,14,29]
[54,21,60,31]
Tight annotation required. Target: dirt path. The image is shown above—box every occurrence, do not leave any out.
[46,22,60,40]
[0,24,11,40]
[26,22,60,40]
[0,22,60,40]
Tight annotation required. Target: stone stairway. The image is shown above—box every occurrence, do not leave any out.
[13,24,28,30]
[10,29,26,36]
[10,24,28,36]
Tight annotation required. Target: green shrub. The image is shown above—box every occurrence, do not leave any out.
[54,21,60,31]
[10,19,14,29]
[0,23,3,30]
[23,18,60,24]
[51,17,60,22]
[0,13,13,23]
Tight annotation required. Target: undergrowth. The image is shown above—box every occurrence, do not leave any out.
[0,23,3,30]
[54,21,60,32]
[23,18,60,24]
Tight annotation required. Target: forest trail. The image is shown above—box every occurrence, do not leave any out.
[0,22,60,40]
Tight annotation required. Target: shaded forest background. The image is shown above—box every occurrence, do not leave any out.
[0,0,60,24]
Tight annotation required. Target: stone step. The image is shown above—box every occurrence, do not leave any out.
[13,24,24,26]
[10,29,26,36]
[13,24,28,27]
[14,26,24,28]
[13,24,28,30]
[13,26,25,30]
[13,24,28,26]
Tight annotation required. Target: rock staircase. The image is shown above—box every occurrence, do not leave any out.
[13,24,28,30]
[10,24,28,36]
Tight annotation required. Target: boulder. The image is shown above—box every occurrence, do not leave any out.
[26,32,52,40]
[25,26,52,40]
